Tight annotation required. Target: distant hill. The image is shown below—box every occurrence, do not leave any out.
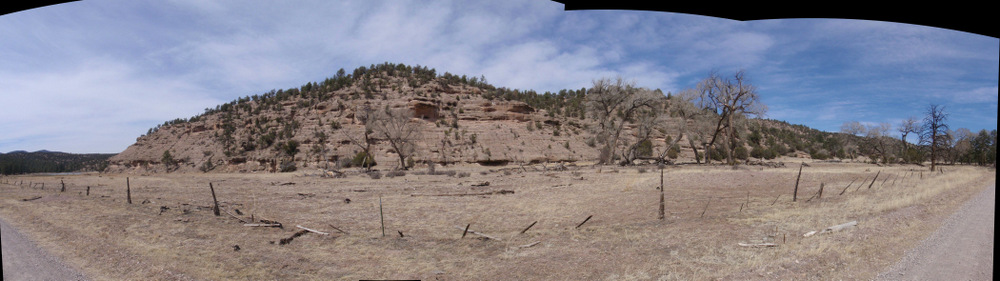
[107,62,901,174]
[0,150,114,175]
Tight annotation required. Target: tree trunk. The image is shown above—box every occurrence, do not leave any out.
[689,138,701,164]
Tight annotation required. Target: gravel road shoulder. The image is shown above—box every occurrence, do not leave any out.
[1,216,88,281]
[875,181,995,281]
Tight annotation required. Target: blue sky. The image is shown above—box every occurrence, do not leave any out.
[1,0,997,153]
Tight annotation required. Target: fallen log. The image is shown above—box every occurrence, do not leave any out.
[738,242,778,248]
[296,225,329,235]
[454,226,501,241]
[279,230,309,245]
[518,241,541,248]
[820,220,857,234]
[328,224,349,235]
[803,221,858,237]
[244,223,282,227]
[411,190,514,197]
[21,196,43,202]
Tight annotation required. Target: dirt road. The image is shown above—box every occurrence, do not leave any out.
[875,182,995,281]
[1,217,88,281]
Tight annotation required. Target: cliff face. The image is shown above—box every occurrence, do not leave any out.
[106,65,664,173]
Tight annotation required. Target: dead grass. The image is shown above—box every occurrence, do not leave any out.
[0,162,993,280]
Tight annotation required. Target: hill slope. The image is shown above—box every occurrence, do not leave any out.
[106,62,873,173]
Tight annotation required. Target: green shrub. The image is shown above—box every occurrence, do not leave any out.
[350,151,376,168]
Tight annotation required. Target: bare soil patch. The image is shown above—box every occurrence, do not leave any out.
[0,162,993,280]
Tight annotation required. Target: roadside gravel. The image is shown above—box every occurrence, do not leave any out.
[875,182,995,281]
[1,216,88,281]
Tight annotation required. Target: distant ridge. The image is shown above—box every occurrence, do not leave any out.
[0,150,114,175]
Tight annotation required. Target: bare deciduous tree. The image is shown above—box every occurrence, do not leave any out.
[654,89,703,164]
[371,107,420,170]
[919,104,949,171]
[586,76,660,165]
[863,122,892,164]
[695,70,766,165]
[897,117,920,163]
[840,121,866,160]
[343,104,377,171]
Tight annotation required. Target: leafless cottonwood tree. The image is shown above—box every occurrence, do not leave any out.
[621,105,660,164]
[695,70,766,165]
[919,104,949,171]
[586,76,660,165]
[897,117,920,163]
[371,107,420,170]
[653,89,704,164]
[840,120,866,160]
[864,122,893,164]
[343,104,377,171]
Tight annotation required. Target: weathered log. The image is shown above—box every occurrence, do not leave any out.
[738,242,778,248]
[820,221,857,234]
[279,230,309,245]
[244,223,282,227]
[328,224,349,235]
[518,241,541,248]
[223,209,248,223]
[410,190,514,197]
[296,225,330,235]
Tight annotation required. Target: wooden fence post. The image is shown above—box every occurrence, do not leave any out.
[521,221,537,234]
[576,215,593,229]
[792,164,803,202]
[658,166,665,220]
[126,177,132,204]
[61,180,65,192]
[867,171,880,190]
[379,196,385,237]
[210,182,220,216]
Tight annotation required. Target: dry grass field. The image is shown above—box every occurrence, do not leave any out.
[0,160,993,280]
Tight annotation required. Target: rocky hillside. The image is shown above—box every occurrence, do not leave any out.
[108,63,614,173]
[107,62,872,174]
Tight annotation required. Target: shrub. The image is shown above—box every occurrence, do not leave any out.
[666,144,680,159]
[199,159,214,173]
[367,170,382,179]
[637,140,653,157]
[734,145,749,160]
[386,170,406,178]
[456,171,470,178]
[280,161,297,172]
[350,151,376,168]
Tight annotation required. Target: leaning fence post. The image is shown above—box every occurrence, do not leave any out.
[210,182,220,216]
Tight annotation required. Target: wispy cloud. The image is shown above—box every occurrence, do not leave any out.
[0,1,996,153]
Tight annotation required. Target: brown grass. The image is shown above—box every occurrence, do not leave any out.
[0,162,993,280]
